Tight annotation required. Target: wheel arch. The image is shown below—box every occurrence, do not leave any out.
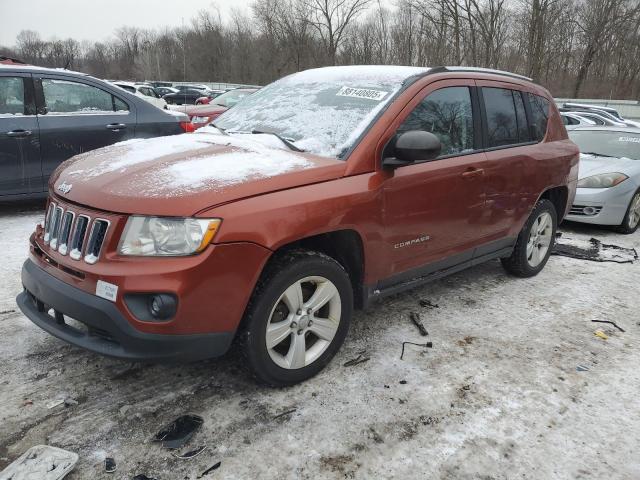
[538,186,569,220]
[267,229,366,309]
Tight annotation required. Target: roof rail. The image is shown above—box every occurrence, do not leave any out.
[430,66,533,82]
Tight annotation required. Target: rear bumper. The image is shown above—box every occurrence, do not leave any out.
[17,259,233,362]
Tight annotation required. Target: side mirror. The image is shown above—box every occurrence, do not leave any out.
[383,130,442,167]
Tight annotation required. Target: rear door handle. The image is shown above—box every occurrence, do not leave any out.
[461,168,484,179]
[6,129,32,138]
[106,123,127,131]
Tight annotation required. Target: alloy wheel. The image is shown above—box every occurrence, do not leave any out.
[627,193,640,229]
[526,211,553,267]
[266,276,342,370]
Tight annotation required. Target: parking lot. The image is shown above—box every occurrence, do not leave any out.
[1,202,638,479]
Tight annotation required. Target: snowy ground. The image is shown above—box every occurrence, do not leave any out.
[0,201,639,479]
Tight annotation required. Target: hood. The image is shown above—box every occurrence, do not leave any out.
[578,153,640,179]
[50,132,346,216]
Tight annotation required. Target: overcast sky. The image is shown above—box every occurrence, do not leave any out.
[0,0,251,46]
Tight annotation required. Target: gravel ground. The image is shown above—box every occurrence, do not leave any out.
[0,201,638,480]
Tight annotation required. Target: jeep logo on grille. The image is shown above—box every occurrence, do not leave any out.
[57,182,73,194]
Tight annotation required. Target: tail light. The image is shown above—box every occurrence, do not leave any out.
[179,121,196,133]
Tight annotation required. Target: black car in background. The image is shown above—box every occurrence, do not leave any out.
[163,88,219,105]
[0,64,192,199]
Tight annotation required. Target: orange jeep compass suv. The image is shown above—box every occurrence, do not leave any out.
[17,66,579,385]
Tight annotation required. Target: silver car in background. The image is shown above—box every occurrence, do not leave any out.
[566,127,640,234]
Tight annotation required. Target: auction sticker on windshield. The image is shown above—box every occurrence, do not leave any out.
[96,280,118,302]
[336,86,388,101]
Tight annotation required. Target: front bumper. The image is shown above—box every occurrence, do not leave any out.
[565,183,637,226]
[17,259,233,362]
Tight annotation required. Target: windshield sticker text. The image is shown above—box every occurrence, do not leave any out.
[619,136,640,143]
[336,86,388,101]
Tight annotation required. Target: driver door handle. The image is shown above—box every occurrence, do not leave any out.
[461,167,484,179]
[106,123,127,131]
[6,129,32,138]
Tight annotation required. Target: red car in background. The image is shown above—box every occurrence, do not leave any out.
[172,88,259,128]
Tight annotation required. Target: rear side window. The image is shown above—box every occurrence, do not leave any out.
[397,86,474,157]
[42,78,129,114]
[0,77,25,115]
[482,87,530,147]
[528,93,550,141]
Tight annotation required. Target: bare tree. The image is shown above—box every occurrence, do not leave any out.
[302,0,373,64]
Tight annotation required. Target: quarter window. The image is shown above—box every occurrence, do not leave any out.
[483,87,519,147]
[0,77,25,115]
[528,93,550,142]
[397,86,474,157]
[42,79,129,114]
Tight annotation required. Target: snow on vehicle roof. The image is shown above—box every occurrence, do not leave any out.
[279,65,430,84]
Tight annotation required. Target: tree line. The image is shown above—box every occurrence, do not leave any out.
[1,0,640,99]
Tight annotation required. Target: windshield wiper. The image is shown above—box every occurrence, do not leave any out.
[582,151,615,158]
[209,123,228,135]
[251,129,305,152]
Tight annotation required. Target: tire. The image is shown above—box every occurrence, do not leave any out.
[501,199,557,277]
[616,189,640,234]
[240,250,353,386]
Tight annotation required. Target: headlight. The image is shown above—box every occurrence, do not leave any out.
[118,216,221,256]
[577,173,628,188]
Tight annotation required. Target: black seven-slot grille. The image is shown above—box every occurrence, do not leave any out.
[43,201,110,264]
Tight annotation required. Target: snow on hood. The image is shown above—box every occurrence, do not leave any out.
[578,153,640,179]
[62,132,311,191]
[52,131,345,216]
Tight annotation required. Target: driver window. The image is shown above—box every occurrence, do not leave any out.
[397,86,474,157]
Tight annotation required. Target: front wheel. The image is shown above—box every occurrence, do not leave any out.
[501,199,557,277]
[241,250,353,386]
[616,189,640,234]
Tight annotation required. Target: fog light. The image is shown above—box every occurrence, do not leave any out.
[148,294,177,320]
[582,206,597,216]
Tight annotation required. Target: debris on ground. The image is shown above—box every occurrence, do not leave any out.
[198,462,221,478]
[153,414,203,449]
[553,237,638,263]
[104,457,116,473]
[400,341,433,360]
[22,399,33,407]
[0,309,15,315]
[576,365,590,372]
[409,312,429,336]
[63,397,78,407]
[594,330,609,340]
[0,445,79,480]
[399,380,408,384]
[132,475,157,480]
[273,408,297,420]
[173,445,207,459]
[592,320,625,332]
[343,350,370,367]
[46,398,65,409]
[457,336,476,346]
[419,299,439,308]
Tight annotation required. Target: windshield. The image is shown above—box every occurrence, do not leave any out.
[569,130,640,160]
[214,66,428,158]
[213,89,255,108]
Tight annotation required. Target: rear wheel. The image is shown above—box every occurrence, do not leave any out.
[616,190,640,234]
[241,250,353,386]
[501,199,557,277]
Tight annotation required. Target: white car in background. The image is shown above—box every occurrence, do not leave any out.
[561,112,597,130]
[112,81,168,110]
[566,126,640,234]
